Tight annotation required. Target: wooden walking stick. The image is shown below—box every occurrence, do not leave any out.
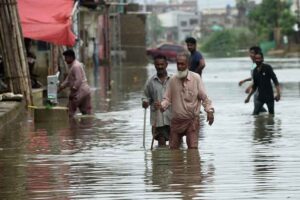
[143,108,147,149]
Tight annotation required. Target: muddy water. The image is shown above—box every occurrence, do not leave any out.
[0,57,300,199]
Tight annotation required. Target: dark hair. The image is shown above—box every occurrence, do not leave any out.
[185,37,196,44]
[249,46,262,54]
[63,49,76,59]
[153,54,167,61]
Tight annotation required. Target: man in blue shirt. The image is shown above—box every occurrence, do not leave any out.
[185,37,205,76]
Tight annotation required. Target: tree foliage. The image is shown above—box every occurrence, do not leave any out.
[201,28,257,57]
[248,0,296,40]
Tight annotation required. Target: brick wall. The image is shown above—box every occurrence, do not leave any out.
[119,14,147,65]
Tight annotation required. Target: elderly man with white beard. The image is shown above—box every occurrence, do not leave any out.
[156,52,214,149]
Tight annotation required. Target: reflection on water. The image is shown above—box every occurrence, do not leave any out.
[147,149,214,200]
[0,57,300,199]
[252,116,281,196]
[253,116,281,144]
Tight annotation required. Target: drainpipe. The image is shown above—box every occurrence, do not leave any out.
[71,1,80,60]
[103,3,111,65]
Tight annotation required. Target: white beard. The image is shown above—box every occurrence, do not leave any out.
[176,69,188,79]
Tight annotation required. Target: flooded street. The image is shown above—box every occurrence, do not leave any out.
[0,57,300,199]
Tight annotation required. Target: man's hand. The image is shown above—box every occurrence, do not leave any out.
[238,80,244,86]
[57,85,63,93]
[245,96,250,103]
[154,101,161,110]
[207,112,214,125]
[142,101,149,109]
[274,94,281,102]
[71,86,77,91]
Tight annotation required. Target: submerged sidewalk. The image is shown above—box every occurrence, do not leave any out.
[0,88,43,131]
[0,100,25,131]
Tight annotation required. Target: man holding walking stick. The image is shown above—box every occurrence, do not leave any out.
[142,54,171,147]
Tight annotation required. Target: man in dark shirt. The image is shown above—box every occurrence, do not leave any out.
[185,37,205,76]
[244,52,281,115]
[239,46,267,113]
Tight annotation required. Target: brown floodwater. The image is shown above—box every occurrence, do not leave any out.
[0,57,300,199]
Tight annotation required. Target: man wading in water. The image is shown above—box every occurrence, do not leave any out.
[142,54,171,147]
[245,52,281,115]
[58,49,92,117]
[239,46,267,114]
[157,52,214,149]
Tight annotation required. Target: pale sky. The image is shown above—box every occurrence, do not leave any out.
[132,0,262,10]
[198,0,262,9]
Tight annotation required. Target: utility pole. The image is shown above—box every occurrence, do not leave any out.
[0,0,32,105]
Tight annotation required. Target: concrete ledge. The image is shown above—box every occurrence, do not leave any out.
[33,106,69,123]
[0,100,25,131]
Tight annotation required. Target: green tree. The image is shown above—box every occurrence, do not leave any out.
[248,0,296,40]
[201,28,257,57]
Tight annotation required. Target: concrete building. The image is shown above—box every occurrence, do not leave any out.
[145,0,198,14]
[200,6,238,37]
[158,10,200,43]
[33,1,147,70]
[290,0,300,20]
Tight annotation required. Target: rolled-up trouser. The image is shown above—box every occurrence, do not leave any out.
[68,91,92,117]
[253,100,274,115]
[169,117,200,149]
[152,125,170,141]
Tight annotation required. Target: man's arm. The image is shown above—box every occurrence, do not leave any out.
[58,69,71,92]
[274,85,281,101]
[142,79,151,108]
[244,84,256,103]
[159,81,172,112]
[197,75,212,110]
[196,57,205,75]
[197,76,214,125]
[199,57,205,70]
[269,66,281,101]
[239,77,252,86]
[245,82,254,94]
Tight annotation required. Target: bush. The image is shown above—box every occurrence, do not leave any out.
[201,28,258,57]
